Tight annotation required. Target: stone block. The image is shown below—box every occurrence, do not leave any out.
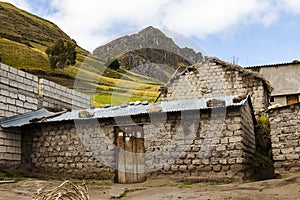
[229,137,242,143]
[228,158,236,164]
[192,159,201,165]
[273,155,286,161]
[5,153,13,160]
[0,77,9,85]
[236,157,247,164]
[186,153,195,159]
[285,154,299,160]
[171,165,179,172]
[4,139,13,146]
[281,148,294,154]
[0,63,9,71]
[216,145,226,151]
[0,89,9,97]
[219,159,228,165]
[179,165,187,171]
[295,147,300,153]
[0,146,6,153]
[213,165,222,172]
[220,138,228,144]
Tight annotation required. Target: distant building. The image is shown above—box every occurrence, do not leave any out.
[246,60,300,106]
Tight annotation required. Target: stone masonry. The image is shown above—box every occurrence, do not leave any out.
[144,100,256,180]
[268,103,300,173]
[22,119,115,179]
[161,58,271,117]
[21,97,256,181]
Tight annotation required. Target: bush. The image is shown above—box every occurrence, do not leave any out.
[46,39,77,70]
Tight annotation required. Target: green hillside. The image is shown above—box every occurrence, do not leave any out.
[0,2,161,107]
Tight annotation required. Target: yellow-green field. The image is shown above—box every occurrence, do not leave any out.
[0,38,161,106]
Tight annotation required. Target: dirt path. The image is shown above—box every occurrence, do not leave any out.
[0,172,299,200]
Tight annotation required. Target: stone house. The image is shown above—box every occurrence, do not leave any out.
[1,95,257,183]
[246,60,300,106]
[160,57,272,117]
[268,103,300,174]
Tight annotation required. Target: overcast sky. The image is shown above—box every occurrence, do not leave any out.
[4,0,300,66]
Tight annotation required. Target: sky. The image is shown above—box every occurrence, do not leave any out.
[3,0,300,66]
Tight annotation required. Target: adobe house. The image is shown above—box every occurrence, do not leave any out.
[1,95,257,183]
[160,57,272,117]
[246,60,300,106]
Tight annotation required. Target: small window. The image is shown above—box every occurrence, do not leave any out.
[270,96,274,103]
[287,95,299,105]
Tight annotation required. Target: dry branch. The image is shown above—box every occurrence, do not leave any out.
[34,180,89,200]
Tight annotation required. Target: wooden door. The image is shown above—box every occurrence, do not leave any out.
[115,125,146,183]
[287,95,299,105]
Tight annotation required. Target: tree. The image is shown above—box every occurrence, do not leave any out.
[46,39,77,70]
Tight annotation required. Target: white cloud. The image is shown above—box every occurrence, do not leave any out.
[4,0,300,52]
[44,0,280,51]
[278,0,300,14]
[3,0,31,11]
[161,0,278,37]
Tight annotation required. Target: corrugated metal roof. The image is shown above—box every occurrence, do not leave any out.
[0,95,249,128]
[47,95,248,122]
[0,109,54,128]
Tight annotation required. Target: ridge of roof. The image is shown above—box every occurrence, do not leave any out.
[245,60,300,69]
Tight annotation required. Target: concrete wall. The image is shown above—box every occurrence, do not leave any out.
[258,64,300,96]
[161,60,269,116]
[0,63,39,118]
[21,101,256,180]
[0,63,91,119]
[0,127,21,167]
[39,79,90,110]
[269,103,300,173]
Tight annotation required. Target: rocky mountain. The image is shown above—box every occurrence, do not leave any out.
[93,26,203,65]
[108,48,191,82]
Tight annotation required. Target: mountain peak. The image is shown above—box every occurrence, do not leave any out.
[93,27,203,64]
[138,26,165,35]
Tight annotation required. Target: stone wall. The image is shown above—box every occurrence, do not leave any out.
[22,119,115,179]
[0,127,21,167]
[269,103,300,173]
[0,63,39,118]
[161,60,269,116]
[144,102,256,180]
[21,99,256,181]
[0,63,90,119]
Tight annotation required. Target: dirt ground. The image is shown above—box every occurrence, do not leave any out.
[0,172,299,200]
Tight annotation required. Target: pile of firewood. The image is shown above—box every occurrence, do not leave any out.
[34,180,89,200]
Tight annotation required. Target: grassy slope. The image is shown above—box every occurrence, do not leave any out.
[0,2,161,106]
